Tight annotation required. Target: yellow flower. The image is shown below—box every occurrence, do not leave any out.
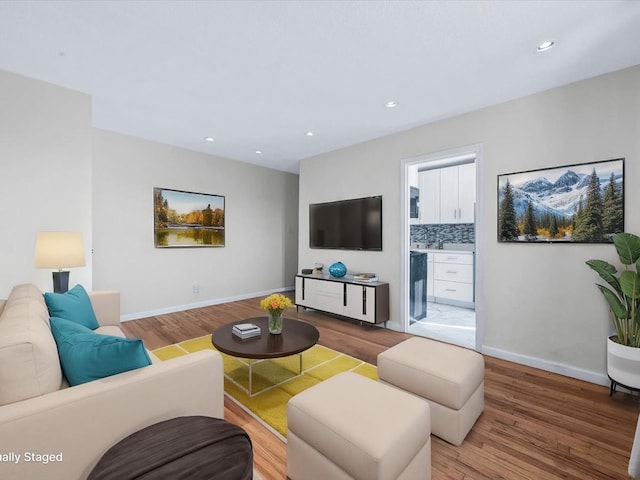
[260,293,292,312]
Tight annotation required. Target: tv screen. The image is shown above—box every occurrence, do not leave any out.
[309,196,382,251]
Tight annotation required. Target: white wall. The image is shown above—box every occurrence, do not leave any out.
[299,65,640,384]
[0,69,299,318]
[0,70,93,297]
[92,129,299,318]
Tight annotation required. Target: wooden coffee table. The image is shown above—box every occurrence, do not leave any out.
[211,317,319,396]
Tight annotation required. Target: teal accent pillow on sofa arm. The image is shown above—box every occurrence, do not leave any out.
[49,317,151,386]
[44,284,100,330]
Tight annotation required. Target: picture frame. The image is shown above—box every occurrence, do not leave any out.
[154,187,225,247]
[497,158,624,243]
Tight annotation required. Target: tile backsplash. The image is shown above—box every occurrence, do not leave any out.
[410,223,475,246]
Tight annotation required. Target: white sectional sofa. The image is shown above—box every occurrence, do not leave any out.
[0,283,225,480]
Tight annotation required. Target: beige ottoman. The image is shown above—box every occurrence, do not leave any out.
[287,371,431,480]
[378,337,484,446]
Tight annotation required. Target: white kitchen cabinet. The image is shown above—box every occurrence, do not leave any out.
[434,281,474,303]
[440,163,476,224]
[295,275,389,324]
[432,251,474,307]
[419,169,440,224]
[439,166,458,223]
[457,163,476,223]
[434,261,474,283]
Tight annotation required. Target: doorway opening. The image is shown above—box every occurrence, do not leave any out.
[402,145,483,351]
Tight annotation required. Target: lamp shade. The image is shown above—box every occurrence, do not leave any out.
[35,232,86,269]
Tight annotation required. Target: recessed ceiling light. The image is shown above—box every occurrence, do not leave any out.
[255,150,262,154]
[385,101,398,108]
[305,131,314,137]
[537,41,555,52]
[204,136,214,142]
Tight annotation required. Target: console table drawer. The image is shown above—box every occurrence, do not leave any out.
[315,291,343,315]
[295,275,389,324]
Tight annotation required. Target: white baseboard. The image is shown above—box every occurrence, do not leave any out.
[120,286,295,322]
[482,345,609,387]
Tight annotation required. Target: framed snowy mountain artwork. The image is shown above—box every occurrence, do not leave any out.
[497,158,624,243]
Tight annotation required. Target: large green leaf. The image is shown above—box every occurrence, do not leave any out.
[613,233,640,265]
[596,284,629,319]
[586,259,621,294]
[620,271,640,300]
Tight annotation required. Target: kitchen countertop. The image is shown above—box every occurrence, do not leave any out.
[411,248,474,254]
[410,243,474,253]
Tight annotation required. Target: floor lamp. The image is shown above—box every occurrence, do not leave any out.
[35,232,86,293]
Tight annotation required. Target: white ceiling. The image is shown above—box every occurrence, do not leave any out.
[1,1,640,174]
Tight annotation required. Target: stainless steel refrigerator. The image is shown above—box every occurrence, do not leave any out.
[409,251,427,322]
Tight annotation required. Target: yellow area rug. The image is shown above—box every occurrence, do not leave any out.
[152,335,377,439]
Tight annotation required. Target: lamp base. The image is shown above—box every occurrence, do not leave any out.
[52,271,70,293]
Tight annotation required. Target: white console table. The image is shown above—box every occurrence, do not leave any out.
[295,274,389,324]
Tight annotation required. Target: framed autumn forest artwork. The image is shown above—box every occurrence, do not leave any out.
[497,158,624,243]
[154,187,225,247]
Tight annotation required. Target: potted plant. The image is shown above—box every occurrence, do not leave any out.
[586,232,640,394]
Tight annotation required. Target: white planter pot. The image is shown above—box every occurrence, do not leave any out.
[607,336,640,393]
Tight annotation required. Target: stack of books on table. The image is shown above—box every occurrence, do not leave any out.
[352,273,378,283]
[232,323,261,339]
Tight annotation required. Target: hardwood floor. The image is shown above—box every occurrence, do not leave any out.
[122,294,640,480]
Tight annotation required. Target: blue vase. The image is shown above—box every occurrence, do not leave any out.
[329,261,347,278]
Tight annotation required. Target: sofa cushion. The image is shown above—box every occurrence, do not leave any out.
[44,284,99,330]
[0,284,63,406]
[50,317,151,386]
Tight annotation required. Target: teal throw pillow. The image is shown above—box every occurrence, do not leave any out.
[44,284,99,330]
[49,317,151,386]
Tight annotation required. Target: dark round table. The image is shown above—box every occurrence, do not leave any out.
[88,416,253,480]
[212,317,319,359]
[211,317,319,396]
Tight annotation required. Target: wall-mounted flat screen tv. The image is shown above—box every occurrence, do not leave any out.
[309,196,382,251]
